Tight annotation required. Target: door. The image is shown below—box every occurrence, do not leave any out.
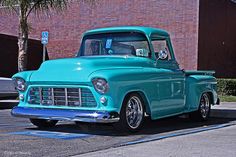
[151,38,185,118]
[198,0,236,78]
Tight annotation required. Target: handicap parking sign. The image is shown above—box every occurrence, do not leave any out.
[41,31,49,45]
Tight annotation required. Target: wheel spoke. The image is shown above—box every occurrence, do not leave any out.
[200,93,210,119]
[126,96,143,129]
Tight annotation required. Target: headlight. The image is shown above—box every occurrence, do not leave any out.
[92,78,109,94]
[14,77,27,91]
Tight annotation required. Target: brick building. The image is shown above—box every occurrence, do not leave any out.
[0,0,235,77]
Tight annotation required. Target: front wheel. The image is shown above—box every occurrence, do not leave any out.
[30,119,58,128]
[190,93,211,121]
[114,93,145,132]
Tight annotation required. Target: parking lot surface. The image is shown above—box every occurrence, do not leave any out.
[77,125,236,157]
[0,103,235,157]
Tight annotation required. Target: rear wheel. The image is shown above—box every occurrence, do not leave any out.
[30,119,58,128]
[114,93,145,132]
[190,93,211,121]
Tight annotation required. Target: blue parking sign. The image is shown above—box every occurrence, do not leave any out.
[41,31,49,44]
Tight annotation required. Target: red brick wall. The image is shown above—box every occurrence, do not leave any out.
[0,0,199,70]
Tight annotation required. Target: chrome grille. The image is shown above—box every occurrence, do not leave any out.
[28,87,97,107]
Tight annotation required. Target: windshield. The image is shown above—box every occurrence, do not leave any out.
[78,32,150,57]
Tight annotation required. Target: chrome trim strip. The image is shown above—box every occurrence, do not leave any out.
[65,88,68,106]
[51,88,54,105]
[11,107,120,123]
[39,87,42,104]
[79,88,82,106]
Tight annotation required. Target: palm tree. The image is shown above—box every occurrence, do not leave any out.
[0,0,67,72]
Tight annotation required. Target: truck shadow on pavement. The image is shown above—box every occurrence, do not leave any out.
[26,113,236,137]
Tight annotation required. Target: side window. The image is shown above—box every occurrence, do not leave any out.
[152,40,172,60]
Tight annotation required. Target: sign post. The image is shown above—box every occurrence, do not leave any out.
[41,31,49,62]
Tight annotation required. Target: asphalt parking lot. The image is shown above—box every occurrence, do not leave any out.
[0,103,236,157]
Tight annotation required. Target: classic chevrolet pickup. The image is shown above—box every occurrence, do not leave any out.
[11,26,219,132]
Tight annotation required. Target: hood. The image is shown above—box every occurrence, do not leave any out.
[30,56,153,83]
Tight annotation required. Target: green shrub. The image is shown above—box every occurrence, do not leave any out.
[217,79,236,96]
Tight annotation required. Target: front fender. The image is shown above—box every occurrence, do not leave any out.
[89,67,158,114]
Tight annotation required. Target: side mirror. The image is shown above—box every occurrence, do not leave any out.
[157,50,168,60]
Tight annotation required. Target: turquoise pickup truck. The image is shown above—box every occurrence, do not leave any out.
[11,26,219,132]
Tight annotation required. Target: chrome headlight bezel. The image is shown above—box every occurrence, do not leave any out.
[92,78,109,94]
[13,77,27,91]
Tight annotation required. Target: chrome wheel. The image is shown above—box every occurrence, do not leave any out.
[114,93,145,132]
[189,93,211,121]
[200,93,210,119]
[125,96,144,129]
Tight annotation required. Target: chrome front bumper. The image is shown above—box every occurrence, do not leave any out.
[11,107,120,123]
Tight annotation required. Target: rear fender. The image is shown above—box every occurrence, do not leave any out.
[186,75,217,111]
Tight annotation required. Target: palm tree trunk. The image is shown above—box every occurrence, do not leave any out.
[18,31,28,72]
[17,8,28,72]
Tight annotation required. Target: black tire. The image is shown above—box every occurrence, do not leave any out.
[75,121,91,127]
[114,93,145,132]
[30,119,58,128]
[75,121,87,125]
[190,93,211,121]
